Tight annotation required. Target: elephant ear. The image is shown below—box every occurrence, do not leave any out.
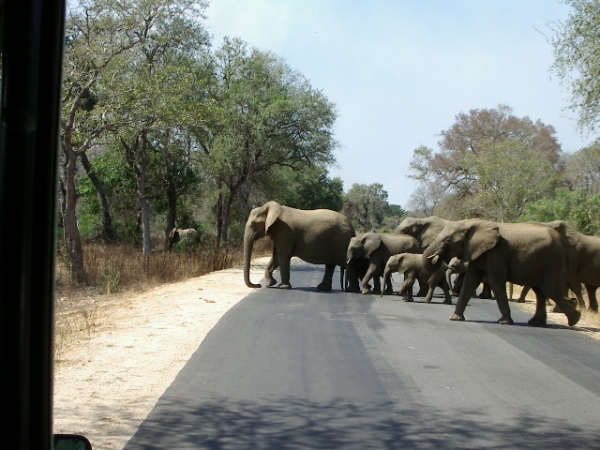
[363,233,382,257]
[463,221,499,261]
[265,202,283,232]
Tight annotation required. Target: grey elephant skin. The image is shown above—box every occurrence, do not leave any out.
[169,228,200,250]
[395,216,448,250]
[546,221,600,312]
[423,219,581,327]
[243,201,355,291]
[383,252,452,304]
[346,231,422,295]
[445,256,492,299]
[397,216,492,299]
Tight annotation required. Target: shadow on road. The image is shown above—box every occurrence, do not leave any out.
[123,395,599,449]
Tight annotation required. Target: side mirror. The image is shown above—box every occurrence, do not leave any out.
[54,434,93,450]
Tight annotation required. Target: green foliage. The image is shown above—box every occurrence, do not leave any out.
[551,0,600,131]
[464,139,558,222]
[343,183,390,231]
[520,188,600,235]
[278,166,344,211]
[77,147,139,241]
[564,138,600,194]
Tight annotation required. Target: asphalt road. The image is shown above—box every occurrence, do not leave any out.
[124,261,600,449]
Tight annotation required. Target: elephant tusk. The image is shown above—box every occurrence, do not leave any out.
[427,254,437,259]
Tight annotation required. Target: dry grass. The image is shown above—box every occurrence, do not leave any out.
[54,238,272,357]
[510,285,600,340]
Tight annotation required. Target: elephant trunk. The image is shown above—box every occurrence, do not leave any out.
[244,228,261,288]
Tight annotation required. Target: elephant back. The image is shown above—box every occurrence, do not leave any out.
[381,233,422,256]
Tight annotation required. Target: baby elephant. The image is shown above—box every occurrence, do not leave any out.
[382,253,452,304]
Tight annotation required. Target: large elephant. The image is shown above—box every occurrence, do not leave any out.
[346,231,422,295]
[243,201,355,291]
[382,252,452,304]
[423,219,581,326]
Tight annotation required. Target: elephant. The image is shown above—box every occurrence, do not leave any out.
[395,216,449,250]
[169,228,200,250]
[243,201,355,291]
[382,252,452,304]
[396,216,492,298]
[345,256,375,293]
[545,222,600,312]
[446,257,492,299]
[423,219,581,327]
[346,231,422,295]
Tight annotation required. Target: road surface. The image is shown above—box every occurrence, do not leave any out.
[124,261,600,449]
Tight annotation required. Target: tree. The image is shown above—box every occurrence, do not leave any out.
[278,166,344,211]
[563,138,600,194]
[550,0,600,131]
[61,0,209,279]
[407,105,562,219]
[194,38,338,246]
[343,183,389,231]
[520,188,600,236]
[464,139,557,222]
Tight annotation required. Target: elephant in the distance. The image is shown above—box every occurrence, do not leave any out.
[169,228,200,250]
[346,231,422,295]
[423,219,581,327]
[243,201,355,291]
[383,252,452,304]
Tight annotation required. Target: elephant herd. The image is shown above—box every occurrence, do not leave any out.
[243,201,600,327]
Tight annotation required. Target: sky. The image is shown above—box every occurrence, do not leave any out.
[205,0,594,207]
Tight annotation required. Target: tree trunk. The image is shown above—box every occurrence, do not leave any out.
[215,191,223,248]
[80,152,116,242]
[220,191,234,244]
[139,130,152,257]
[63,150,85,283]
[164,168,178,251]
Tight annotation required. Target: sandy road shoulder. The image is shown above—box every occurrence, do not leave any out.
[53,257,271,450]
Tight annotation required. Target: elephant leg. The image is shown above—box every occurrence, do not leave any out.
[422,286,435,303]
[568,281,586,310]
[546,286,581,326]
[508,282,514,301]
[317,264,335,291]
[585,284,599,312]
[447,271,457,296]
[453,273,465,298]
[517,285,530,303]
[264,253,279,287]
[373,275,382,295]
[440,278,453,304]
[451,269,483,321]
[276,249,292,289]
[479,282,492,299]
[345,261,361,293]
[489,278,514,324]
[362,262,379,294]
[398,272,416,301]
[415,278,429,297]
[527,287,548,326]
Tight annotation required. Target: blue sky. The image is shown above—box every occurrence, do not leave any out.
[205,0,594,207]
